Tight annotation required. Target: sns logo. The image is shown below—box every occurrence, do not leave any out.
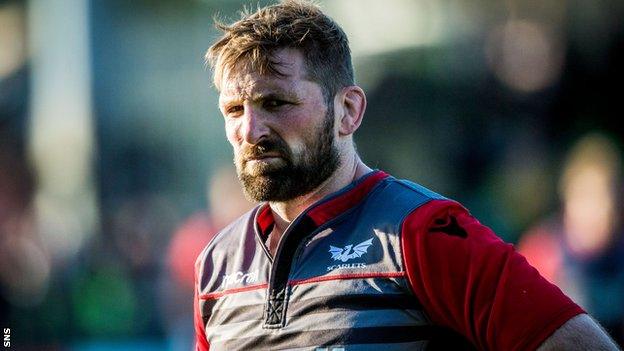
[329,238,374,262]
[4,328,9,348]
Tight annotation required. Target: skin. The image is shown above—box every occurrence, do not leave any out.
[537,314,620,350]
[218,47,370,254]
[216,47,620,350]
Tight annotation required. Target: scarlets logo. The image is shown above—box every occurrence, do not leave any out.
[328,238,374,262]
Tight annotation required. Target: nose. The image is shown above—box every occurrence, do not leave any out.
[239,105,270,145]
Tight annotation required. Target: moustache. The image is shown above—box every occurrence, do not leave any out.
[239,138,291,163]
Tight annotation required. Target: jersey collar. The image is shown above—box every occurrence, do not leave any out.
[256,170,389,239]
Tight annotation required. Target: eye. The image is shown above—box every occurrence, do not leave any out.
[263,99,288,109]
[225,105,243,117]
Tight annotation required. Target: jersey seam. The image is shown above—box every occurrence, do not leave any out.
[399,199,455,297]
[199,283,269,300]
[289,272,405,286]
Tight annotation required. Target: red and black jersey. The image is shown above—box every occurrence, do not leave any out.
[194,170,583,350]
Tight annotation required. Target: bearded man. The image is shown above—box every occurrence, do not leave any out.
[193,1,620,350]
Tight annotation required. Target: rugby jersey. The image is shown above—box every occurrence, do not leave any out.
[194,170,583,350]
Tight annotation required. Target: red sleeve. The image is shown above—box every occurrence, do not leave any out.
[402,199,584,351]
[194,258,210,351]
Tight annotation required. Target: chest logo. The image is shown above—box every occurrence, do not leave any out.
[221,270,258,288]
[329,238,374,262]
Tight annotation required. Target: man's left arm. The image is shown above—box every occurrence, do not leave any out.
[537,314,620,350]
[402,199,589,350]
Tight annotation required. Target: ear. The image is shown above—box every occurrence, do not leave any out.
[336,85,367,136]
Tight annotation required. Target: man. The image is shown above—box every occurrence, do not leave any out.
[194,1,620,350]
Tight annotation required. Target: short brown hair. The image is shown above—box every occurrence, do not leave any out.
[206,0,354,103]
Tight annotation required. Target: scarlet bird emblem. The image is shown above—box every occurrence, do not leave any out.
[329,238,374,262]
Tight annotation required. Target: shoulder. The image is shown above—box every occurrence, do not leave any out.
[368,176,472,238]
[194,205,260,270]
[377,177,447,203]
[381,177,467,232]
[372,176,455,219]
[390,178,447,200]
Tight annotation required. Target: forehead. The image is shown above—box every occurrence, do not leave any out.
[218,48,314,103]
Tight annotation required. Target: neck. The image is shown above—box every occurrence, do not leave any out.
[269,153,372,237]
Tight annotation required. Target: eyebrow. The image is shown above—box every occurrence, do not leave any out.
[220,89,300,107]
[253,91,299,102]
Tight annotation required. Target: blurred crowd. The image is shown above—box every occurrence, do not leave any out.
[519,134,624,345]
[1,0,623,349]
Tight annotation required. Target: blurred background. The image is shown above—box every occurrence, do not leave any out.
[1,0,623,349]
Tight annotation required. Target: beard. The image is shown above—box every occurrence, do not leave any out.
[234,110,340,202]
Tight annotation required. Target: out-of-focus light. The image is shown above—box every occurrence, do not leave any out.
[323,0,445,56]
[208,165,255,229]
[560,133,621,257]
[0,3,26,79]
[27,0,98,262]
[564,166,613,253]
[485,20,564,93]
[0,224,51,307]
